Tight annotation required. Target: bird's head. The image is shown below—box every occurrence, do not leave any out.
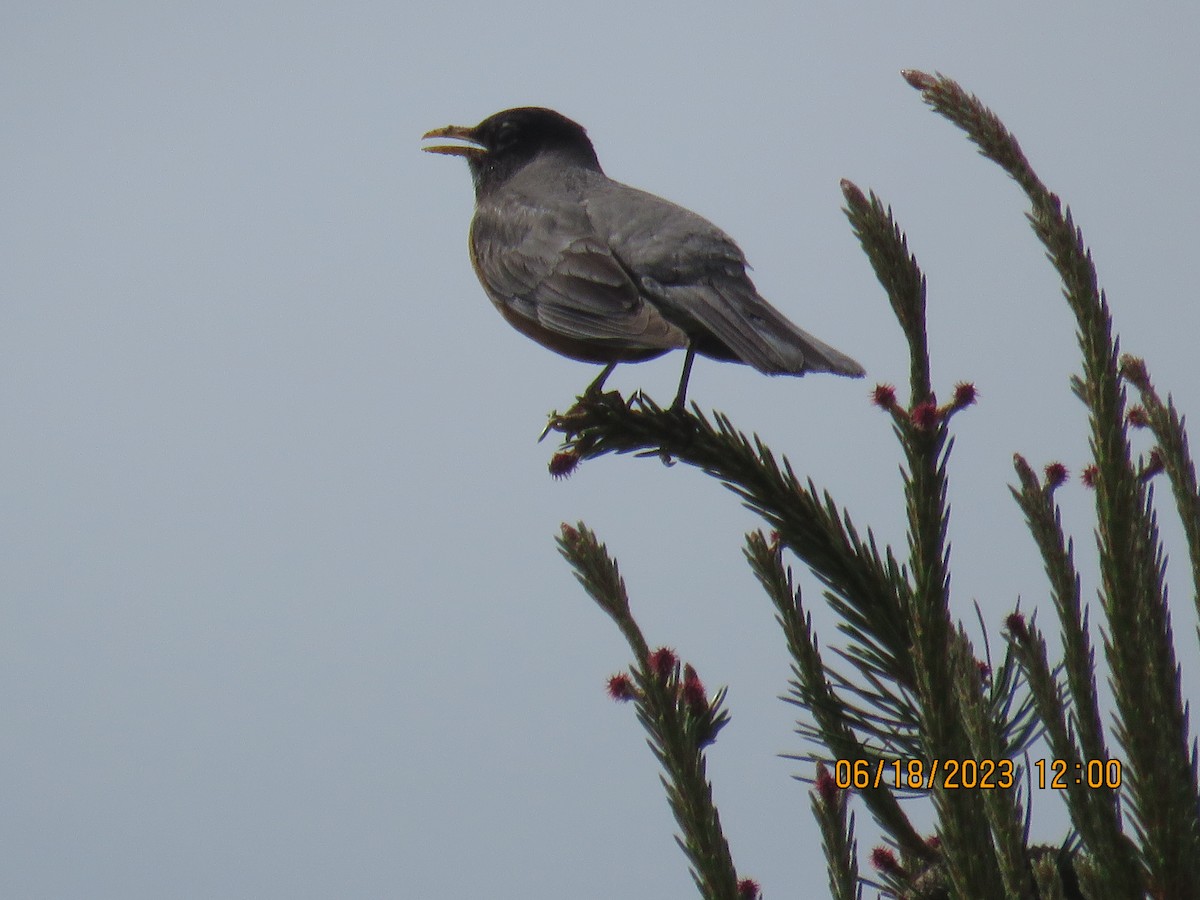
[422,107,601,195]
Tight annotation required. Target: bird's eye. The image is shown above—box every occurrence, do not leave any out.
[491,118,521,149]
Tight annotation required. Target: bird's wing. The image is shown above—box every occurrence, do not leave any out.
[585,182,865,377]
[470,198,687,350]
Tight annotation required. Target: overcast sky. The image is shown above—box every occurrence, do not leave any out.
[4,3,1200,898]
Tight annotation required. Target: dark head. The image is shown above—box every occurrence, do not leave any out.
[422,107,602,196]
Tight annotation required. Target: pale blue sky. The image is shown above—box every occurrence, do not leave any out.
[4,3,1199,897]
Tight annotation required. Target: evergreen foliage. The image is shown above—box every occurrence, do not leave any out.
[552,72,1199,899]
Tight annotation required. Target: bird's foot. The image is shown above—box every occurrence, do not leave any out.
[668,394,696,417]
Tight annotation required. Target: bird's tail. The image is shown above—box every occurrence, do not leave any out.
[651,277,865,378]
[764,316,866,377]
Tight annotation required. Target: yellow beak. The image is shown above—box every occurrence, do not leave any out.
[421,124,485,157]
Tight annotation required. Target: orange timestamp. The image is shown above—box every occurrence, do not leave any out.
[834,758,1123,791]
[834,757,1016,790]
[1033,758,1123,790]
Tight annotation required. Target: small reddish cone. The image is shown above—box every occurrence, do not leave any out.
[681,666,707,715]
[815,762,839,808]
[1141,448,1165,480]
[1081,465,1099,489]
[606,673,636,702]
[910,400,940,430]
[648,647,677,681]
[737,878,761,899]
[1043,462,1069,489]
[871,846,905,877]
[1127,406,1150,428]
[1006,612,1029,642]
[872,383,898,410]
[952,381,977,409]
[549,450,580,479]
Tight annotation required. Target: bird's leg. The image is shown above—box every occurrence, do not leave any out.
[584,362,617,397]
[670,347,696,412]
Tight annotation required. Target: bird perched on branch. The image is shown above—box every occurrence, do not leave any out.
[423,107,864,409]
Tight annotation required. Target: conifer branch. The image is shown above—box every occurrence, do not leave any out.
[549,71,1199,900]
[1008,456,1108,766]
[549,394,915,692]
[837,180,930,401]
[951,631,1038,899]
[556,523,742,900]
[1121,355,1200,619]
[809,762,863,900]
[1005,611,1145,898]
[843,178,1012,898]
[744,532,930,859]
[1008,455,1145,896]
[905,68,1200,894]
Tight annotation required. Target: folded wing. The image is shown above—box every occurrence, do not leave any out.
[470,198,687,352]
[585,179,864,377]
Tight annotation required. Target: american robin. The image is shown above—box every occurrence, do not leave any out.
[423,107,864,409]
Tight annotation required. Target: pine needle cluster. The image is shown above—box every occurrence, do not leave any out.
[549,72,1199,899]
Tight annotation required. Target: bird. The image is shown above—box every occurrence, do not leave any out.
[422,107,864,410]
